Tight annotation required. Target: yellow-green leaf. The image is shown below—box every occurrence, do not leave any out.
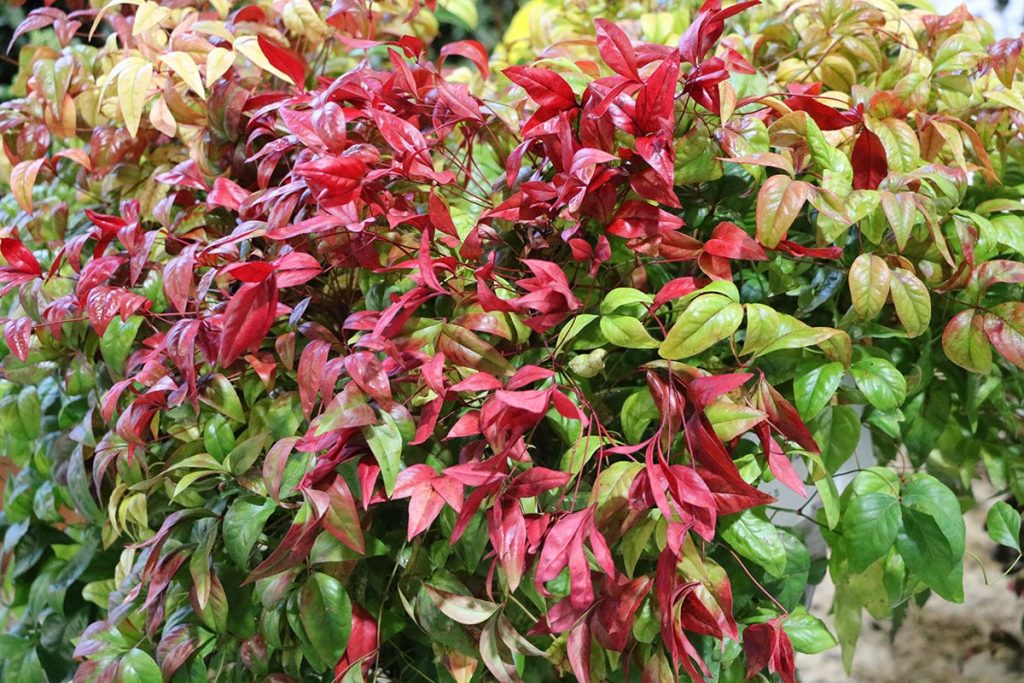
[599,315,659,349]
[132,0,170,35]
[660,294,744,359]
[889,268,931,338]
[160,51,205,98]
[117,57,153,137]
[206,47,236,88]
[848,253,891,320]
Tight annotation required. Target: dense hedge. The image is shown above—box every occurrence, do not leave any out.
[1,1,1023,682]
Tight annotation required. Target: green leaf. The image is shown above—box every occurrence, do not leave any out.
[896,509,964,602]
[784,607,838,654]
[299,573,353,666]
[720,511,787,577]
[986,501,1021,552]
[811,405,861,473]
[201,373,246,422]
[848,254,891,320]
[119,649,162,683]
[660,294,743,359]
[793,362,844,420]
[365,410,403,496]
[842,492,902,572]
[620,388,658,443]
[896,474,965,602]
[705,402,766,441]
[223,496,276,568]
[600,287,653,314]
[226,431,269,476]
[850,357,906,411]
[99,316,143,378]
[889,268,931,338]
[599,315,660,349]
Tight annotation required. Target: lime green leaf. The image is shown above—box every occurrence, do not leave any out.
[720,511,786,577]
[850,357,906,410]
[660,295,743,359]
[986,501,1021,552]
[794,362,844,420]
[784,608,838,655]
[756,175,813,248]
[600,315,659,349]
[119,649,162,683]
[600,287,653,314]
[365,411,403,496]
[942,309,992,374]
[424,585,499,624]
[705,401,766,441]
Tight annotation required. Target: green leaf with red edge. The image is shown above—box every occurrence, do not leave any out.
[982,302,1024,369]
[756,175,813,248]
[943,309,993,374]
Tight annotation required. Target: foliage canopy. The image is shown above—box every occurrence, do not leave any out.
[1,0,1023,681]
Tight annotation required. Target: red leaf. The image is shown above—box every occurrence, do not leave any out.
[218,279,278,367]
[297,340,330,419]
[595,18,640,81]
[758,424,807,497]
[324,475,365,554]
[3,317,32,362]
[0,238,42,276]
[852,128,888,190]
[567,620,592,683]
[273,252,321,287]
[293,156,367,204]
[207,177,249,211]
[634,54,680,136]
[703,222,767,260]
[503,66,577,111]
[506,468,571,498]
[343,352,392,407]
[678,0,761,65]
[335,603,378,676]
[223,261,277,283]
[783,92,859,131]
[257,35,306,88]
[163,246,195,314]
[757,379,819,454]
[688,372,753,408]
[607,200,685,239]
[440,40,490,78]
[773,240,843,260]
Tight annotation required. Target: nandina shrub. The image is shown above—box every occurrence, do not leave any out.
[0,1,1023,682]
